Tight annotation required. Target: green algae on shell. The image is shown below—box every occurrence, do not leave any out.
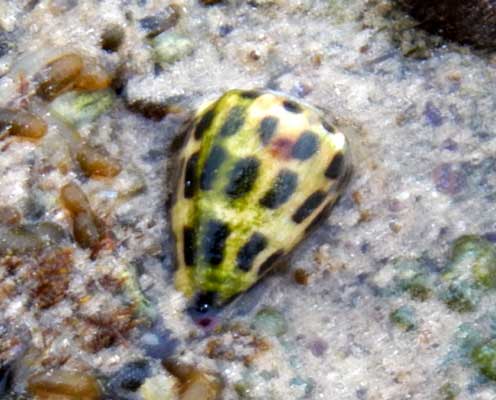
[168,89,352,310]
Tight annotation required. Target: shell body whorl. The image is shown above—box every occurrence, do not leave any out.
[168,89,352,310]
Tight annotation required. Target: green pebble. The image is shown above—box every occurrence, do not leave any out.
[252,307,288,337]
[259,370,278,381]
[152,32,194,64]
[402,272,432,301]
[440,280,481,313]
[234,382,253,399]
[438,382,461,399]
[393,258,433,301]
[453,323,483,359]
[390,305,416,331]
[50,89,115,127]
[472,339,496,380]
[289,377,315,398]
[451,235,496,288]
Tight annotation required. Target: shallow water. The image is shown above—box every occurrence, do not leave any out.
[0,0,496,399]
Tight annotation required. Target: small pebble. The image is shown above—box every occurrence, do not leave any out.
[77,143,122,178]
[252,307,288,337]
[293,268,309,285]
[108,360,151,396]
[138,374,177,400]
[440,280,480,313]
[424,101,443,127]
[60,182,104,250]
[0,108,47,139]
[450,235,496,288]
[0,225,44,255]
[441,138,458,152]
[439,382,461,400]
[390,305,417,331]
[472,339,496,381]
[50,89,115,127]
[433,163,466,195]
[139,6,180,38]
[152,32,194,65]
[74,66,112,91]
[27,369,101,399]
[218,24,233,37]
[126,98,181,121]
[308,337,328,357]
[36,53,84,100]
[290,376,315,397]
[140,328,179,359]
[60,182,92,214]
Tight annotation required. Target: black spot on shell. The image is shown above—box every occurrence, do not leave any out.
[236,232,268,271]
[202,219,230,266]
[225,157,260,199]
[322,120,335,134]
[258,249,285,277]
[166,157,184,209]
[259,170,298,209]
[292,191,327,224]
[195,108,216,140]
[292,131,319,160]
[193,291,217,314]
[240,90,260,99]
[325,153,345,180]
[283,99,303,113]
[200,146,226,191]
[259,116,278,145]
[219,106,245,137]
[184,152,199,198]
[183,226,196,266]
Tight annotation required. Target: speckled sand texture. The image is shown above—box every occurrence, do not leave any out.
[1,0,496,399]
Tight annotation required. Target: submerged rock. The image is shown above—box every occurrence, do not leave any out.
[399,0,496,48]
